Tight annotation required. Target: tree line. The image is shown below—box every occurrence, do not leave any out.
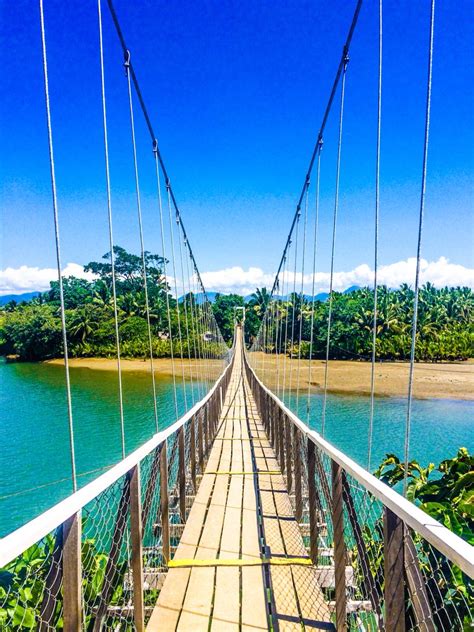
[0,247,223,361]
[0,247,472,362]
[244,284,473,362]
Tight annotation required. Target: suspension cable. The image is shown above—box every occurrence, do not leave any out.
[97,0,126,459]
[288,214,300,402]
[367,0,383,472]
[106,0,225,357]
[321,51,349,438]
[153,141,179,420]
[124,51,159,432]
[177,221,196,405]
[165,183,188,412]
[404,0,436,495]
[265,0,363,303]
[39,0,77,492]
[296,180,310,409]
[306,140,323,423]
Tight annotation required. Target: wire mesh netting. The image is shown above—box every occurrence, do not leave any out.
[81,473,133,629]
[245,356,473,632]
[0,529,64,630]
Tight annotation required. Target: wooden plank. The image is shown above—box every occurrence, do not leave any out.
[147,436,223,630]
[178,398,231,630]
[253,387,331,629]
[212,443,243,631]
[148,333,332,631]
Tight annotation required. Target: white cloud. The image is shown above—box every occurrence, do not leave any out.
[1,256,473,297]
[197,257,474,296]
[0,263,95,296]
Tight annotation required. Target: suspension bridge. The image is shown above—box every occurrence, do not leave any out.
[1,0,473,631]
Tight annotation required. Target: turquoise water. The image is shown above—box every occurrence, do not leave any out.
[1,360,472,537]
[0,360,205,537]
[282,390,473,473]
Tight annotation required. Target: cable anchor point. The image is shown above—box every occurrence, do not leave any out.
[152,138,159,154]
[124,49,131,76]
[343,46,350,69]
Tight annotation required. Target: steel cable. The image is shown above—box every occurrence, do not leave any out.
[97,0,126,458]
[39,0,77,491]
[404,0,436,494]
[321,52,349,438]
[125,53,159,431]
[306,140,323,424]
[367,0,383,472]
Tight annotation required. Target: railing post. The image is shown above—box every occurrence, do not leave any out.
[267,395,272,444]
[160,443,170,564]
[274,402,281,465]
[178,427,186,522]
[293,426,303,522]
[279,409,286,473]
[129,465,145,632]
[285,418,292,492]
[307,441,318,564]
[190,416,197,492]
[332,459,347,632]
[198,410,204,472]
[62,511,82,632]
[271,400,277,451]
[204,406,210,455]
[384,508,406,632]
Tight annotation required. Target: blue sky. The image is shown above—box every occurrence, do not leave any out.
[1,0,473,295]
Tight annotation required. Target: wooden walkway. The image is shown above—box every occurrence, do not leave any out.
[147,335,332,631]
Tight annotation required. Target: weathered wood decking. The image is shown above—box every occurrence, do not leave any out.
[147,335,331,631]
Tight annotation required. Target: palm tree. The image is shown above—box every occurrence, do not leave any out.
[250,287,270,315]
[69,307,99,343]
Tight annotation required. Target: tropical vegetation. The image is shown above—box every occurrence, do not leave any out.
[0,248,472,362]
[0,247,223,361]
[246,284,473,361]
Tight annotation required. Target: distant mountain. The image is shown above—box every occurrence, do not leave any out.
[178,291,219,304]
[0,292,40,306]
[343,285,361,294]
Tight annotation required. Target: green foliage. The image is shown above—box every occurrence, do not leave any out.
[0,305,62,360]
[0,247,225,362]
[1,260,472,363]
[375,447,474,544]
[247,284,474,362]
[211,293,244,343]
[373,448,474,629]
[0,528,131,631]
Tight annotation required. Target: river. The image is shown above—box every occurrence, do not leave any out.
[0,360,472,537]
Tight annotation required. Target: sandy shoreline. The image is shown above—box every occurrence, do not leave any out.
[44,354,474,400]
[44,356,225,382]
